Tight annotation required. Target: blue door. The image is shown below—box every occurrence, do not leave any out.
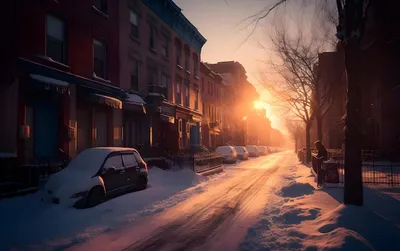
[33,99,59,161]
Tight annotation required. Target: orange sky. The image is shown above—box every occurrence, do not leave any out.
[173,0,316,133]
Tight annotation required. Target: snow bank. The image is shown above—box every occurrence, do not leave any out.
[0,167,210,251]
[241,162,400,251]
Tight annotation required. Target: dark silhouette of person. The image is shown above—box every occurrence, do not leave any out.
[315,140,328,161]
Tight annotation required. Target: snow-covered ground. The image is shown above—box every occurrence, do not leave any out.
[240,161,400,251]
[3,151,400,251]
[0,167,218,251]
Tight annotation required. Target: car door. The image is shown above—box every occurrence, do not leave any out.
[100,154,127,193]
[122,152,139,189]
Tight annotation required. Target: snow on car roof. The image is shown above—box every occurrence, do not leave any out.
[67,147,138,174]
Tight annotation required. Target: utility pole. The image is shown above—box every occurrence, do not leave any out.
[336,0,368,205]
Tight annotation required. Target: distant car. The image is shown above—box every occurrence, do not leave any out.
[216,146,237,164]
[234,146,249,160]
[257,146,268,155]
[245,145,260,157]
[43,147,148,208]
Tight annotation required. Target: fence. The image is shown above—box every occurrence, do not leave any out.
[308,149,400,187]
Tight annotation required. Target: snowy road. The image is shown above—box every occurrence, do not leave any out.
[71,151,296,251]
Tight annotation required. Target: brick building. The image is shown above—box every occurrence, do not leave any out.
[0,0,126,165]
[200,62,223,149]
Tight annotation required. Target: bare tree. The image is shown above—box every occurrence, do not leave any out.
[261,23,333,162]
[247,0,369,205]
[285,118,305,153]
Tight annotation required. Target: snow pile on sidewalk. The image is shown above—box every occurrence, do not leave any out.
[0,167,210,251]
[240,163,400,251]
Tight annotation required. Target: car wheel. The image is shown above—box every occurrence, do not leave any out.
[86,186,105,208]
[137,176,147,191]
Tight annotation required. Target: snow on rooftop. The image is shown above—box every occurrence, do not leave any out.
[30,74,69,87]
[126,93,145,104]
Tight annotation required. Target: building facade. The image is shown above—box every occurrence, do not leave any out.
[200,63,223,149]
[207,61,258,146]
[119,0,206,153]
[1,0,127,165]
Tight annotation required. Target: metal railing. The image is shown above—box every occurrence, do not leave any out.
[308,149,400,187]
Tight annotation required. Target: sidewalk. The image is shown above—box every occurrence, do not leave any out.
[240,163,400,251]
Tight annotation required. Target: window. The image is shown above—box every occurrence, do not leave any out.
[201,77,204,92]
[103,155,124,170]
[130,58,139,91]
[122,154,138,168]
[195,88,199,110]
[176,43,182,66]
[184,84,190,107]
[178,119,183,147]
[93,39,107,79]
[185,50,189,70]
[94,0,108,14]
[149,25,155,49]
[202,103,205,115]
[133,151,144,163]
[162,36,169,58]
[46,15,65,63]
[193,55,199,76]
[161,73,169,99]
[175,79,182,105]
[147,66,157,86]
[130,10,139,38]
[208,105,211,118]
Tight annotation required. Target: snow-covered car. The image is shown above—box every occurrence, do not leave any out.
[234,146,249,160]
[257,146,268,155]
[245,145,260,157]
[43,147,148,208]
[216,146,237,164]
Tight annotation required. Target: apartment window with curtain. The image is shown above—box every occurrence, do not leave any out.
[176,43,182,66]
[130,58,139,91]
[184,83,190,107]
[149,25,156,50]
[147,66,157,86]
[184,50,190,71]
[175,78,182,105]
[193,54,199,77]
[162,35,169,58]
[161,73,169,99]
[46,14,65,64]
[93,0,108,14]
[195,88,199,110]
[130,10,139,38]
[93,39,107,79]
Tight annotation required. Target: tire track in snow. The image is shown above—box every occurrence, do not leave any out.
[122,164,281,251]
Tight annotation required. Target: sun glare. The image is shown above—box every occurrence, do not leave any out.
[253,100,265,110]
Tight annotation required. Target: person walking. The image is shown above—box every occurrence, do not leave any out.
[315,140,328,186]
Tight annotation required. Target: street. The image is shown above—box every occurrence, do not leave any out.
[70,151,296,251]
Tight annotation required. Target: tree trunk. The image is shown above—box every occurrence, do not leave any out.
[306,123,311,163]
[316,115,323,142]
[341,0,364,206]
[343,41,363,206]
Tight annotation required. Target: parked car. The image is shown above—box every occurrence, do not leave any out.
[216,146,237,164]
[245,145,260,157]
[257,146,268,155]
[234,146,249,160]
[43,147,148,208]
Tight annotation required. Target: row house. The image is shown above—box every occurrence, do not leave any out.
[207,61,258,146]
[1,0,125,165]
[0,0,206,167]
[200,63,223,149]
[133,0,206,153]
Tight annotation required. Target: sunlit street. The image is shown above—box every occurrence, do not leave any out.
[69,152,295,251]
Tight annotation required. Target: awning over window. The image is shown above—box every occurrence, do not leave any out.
[89,93,122,109]
[124,93,146,114]
[29,74,69,94]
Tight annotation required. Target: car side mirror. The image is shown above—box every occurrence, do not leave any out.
[104,166,116,173]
